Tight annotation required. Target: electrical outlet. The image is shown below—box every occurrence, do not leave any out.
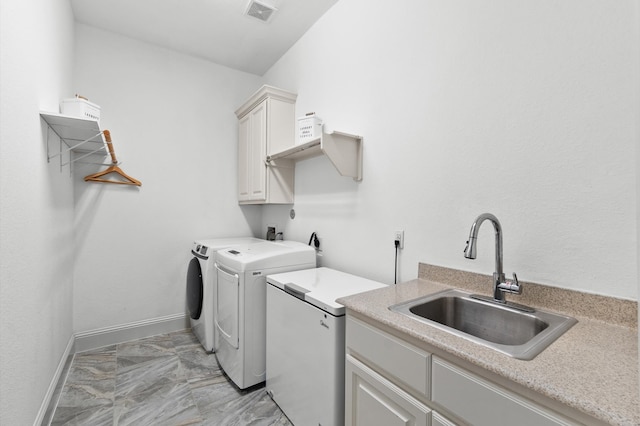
[394,230,404,249]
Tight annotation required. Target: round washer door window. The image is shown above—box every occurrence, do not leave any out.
[186,257,203,320]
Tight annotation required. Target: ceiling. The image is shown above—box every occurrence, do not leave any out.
[70,0,338,76]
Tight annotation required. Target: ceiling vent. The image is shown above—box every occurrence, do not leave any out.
[245,0,277,23]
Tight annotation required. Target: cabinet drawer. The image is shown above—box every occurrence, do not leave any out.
[347,317,431,397]
[431,357,574,426]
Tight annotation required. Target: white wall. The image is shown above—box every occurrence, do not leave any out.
[0,0,75,424]
[72,25,263,332]
[262,0,639,300]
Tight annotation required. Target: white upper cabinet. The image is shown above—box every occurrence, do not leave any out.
[235,85,296,204]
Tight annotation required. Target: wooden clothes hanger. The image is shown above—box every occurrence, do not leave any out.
[84,130,142,186]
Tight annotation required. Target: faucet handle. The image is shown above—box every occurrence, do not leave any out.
[498,272,522,294]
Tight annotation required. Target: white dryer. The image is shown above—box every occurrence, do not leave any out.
[215,240,316,389]
[186,238,262,352]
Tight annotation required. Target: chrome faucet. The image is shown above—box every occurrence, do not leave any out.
[464,213,522,304]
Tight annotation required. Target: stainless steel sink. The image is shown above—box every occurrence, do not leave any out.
[389,289,577,360]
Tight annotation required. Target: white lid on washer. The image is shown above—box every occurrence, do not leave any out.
[215,240,316,272]
[267,267,387,316]
[193,237,263,251]
[191,237,264,259]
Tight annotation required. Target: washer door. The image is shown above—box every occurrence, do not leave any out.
[187,257,203,320]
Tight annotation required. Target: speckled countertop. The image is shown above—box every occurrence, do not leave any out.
[338,264,639,426]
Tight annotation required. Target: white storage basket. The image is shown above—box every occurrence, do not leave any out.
[297,113,322,144]
[60,96,101,122]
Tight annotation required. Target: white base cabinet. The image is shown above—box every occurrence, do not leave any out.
[345,316,580,426]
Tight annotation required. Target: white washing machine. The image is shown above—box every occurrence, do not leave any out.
[186,237,263,352]
[215,240,316,389]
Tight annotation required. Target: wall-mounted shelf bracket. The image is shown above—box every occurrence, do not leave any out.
[40,112,108,173]
[39,112,140,185]
[266,131,363,181]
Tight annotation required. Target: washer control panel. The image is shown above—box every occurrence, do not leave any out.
[191,242,210,257]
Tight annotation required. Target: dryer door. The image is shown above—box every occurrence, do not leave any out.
[215,264,239,349]
[187,257,203,320]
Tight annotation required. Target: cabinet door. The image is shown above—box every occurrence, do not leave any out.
[237,113,251,201]
[237,100,268,203]
[346,355,430,426]
[247,100,267,201]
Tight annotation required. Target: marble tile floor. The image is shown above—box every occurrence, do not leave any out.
[50,330,292,425]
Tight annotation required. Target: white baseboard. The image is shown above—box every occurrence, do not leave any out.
[36,313,189,425]
[74,313,190,353]
[36,334,75,426]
